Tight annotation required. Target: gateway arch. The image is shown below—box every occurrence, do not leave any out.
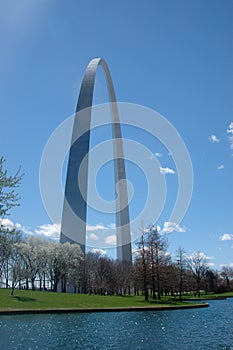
[60,58,132,263]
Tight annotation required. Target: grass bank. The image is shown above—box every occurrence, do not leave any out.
[181,291,233,301]
[0,289,208,313]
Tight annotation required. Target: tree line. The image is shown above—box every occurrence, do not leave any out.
[0,226,232,297]
[0,156,232,297]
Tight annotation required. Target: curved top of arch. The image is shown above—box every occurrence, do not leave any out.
[76,58,117,112]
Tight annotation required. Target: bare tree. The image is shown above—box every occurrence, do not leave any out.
[135,230,149,301]
[147,226,168,300]
[115,260,132,295]
[220,266,233,290]
[186,251,209,297]
[204,269,218,293]
[176,247,186,300]
[134,225,169,300]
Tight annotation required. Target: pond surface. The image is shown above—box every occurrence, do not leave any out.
[0,299,233,349]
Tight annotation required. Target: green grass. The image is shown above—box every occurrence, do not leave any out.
[0,289,204,311]
[181,291,233,300]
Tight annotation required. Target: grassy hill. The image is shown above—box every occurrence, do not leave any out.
[0,288,210,312]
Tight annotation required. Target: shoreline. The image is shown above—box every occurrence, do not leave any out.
[182,297,226,301]
[0,303,209,315]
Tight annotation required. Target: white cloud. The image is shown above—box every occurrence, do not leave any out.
[20,226,34,236]
[108,223,116,229]
[1,219,61,241]
[187,252,214,261]
[34,223,60,241]
[220,233,233,241]
[86,223,116,246]
[0,218,21,231]
[21,223,61,241]
[227,122,233,150]
[1,220,118,245]
[228,135,233,150]
[89,233,98,241]
[209,134,220,143]
[161,222,186,234]
[220,262,233,268]
[227,122,233,134]
[86,224,106,231]
[86,223,115,231]
[148,152,162,161]
[105,234,116,245]
[89,248,106,255]
[155,152,162,158]
[159,167,175,175]
[202,252,214,260]
[217,165,224,170]
[207,262,215,267]
[165,251,171,257]
[148,154,156,160]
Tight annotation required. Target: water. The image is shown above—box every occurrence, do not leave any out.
[0,299,233,349]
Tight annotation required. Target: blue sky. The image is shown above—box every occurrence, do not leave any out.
[1,0,233,268]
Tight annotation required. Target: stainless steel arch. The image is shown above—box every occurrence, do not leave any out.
[60,58,132,262]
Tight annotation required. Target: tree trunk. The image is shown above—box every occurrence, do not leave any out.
[6,260,9,288]
[31,278,35,291]
[43,272,46,290]
[39,277,42,291]
[62,277,66,293]
[179,269,183,301]
[53,280,58,292]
